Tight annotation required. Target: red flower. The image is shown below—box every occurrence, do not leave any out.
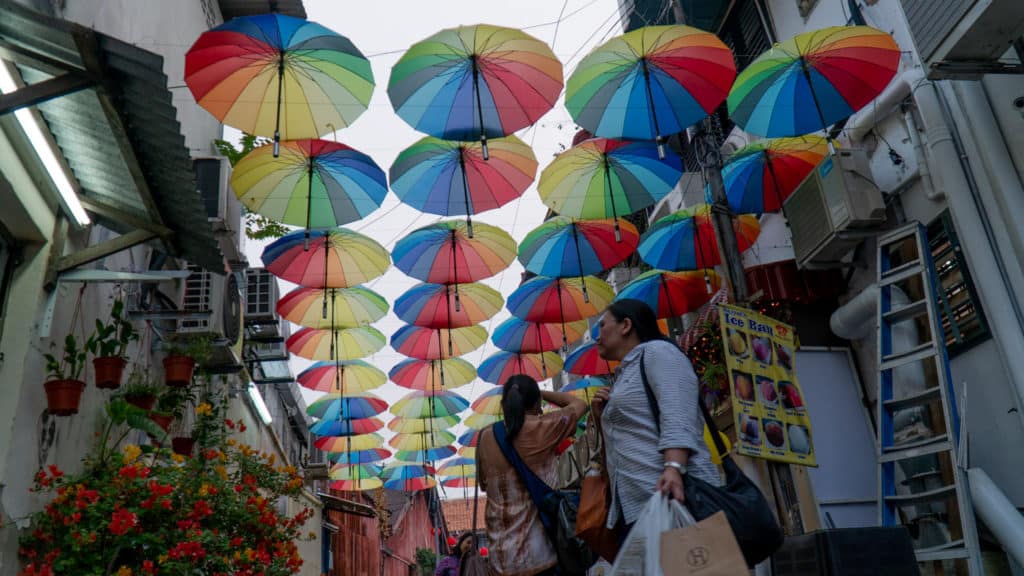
[46,465,63,479]
[190,500,213,520]
[108,508,137,536]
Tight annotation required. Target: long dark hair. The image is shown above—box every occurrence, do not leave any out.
[451,532,474,557]
[501,374,541,441]
[605,299,670,343]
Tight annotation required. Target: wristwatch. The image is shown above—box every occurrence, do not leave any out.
[663,461,688,475]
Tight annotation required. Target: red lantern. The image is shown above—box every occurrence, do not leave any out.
[447,536,457,547]
[479,546,489,558]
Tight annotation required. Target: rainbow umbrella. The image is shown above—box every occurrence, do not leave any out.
[391,391,469,419]
[278,286,388,328]
[564,342,617,377]
[465,412,502,430]
[286,326,386,361]
[393,220,516,284]
[396,447,457,463]
[394,282,503,330]
[390,135,537,235]
[389,358,477,391]
[438,457,476,477]
[562,377,609,403]
[327,448,391,465]
[329,477,384,492]
[391,325,487,361]
[262,227,389,287]
[388,24,562,156]
[390,430,457,452]
[457,446,476,458]
[616,269,723,319]
[314,432,385,453]
[310,416,384,437]
[519,217,638,280]
[728,26,900,144]
[470,387,503,415]
[566,25,736,156]
[492,318,587,354]
[297,360,387,394]
[442,476,476,489]
[507,276,613,325]
[720,136,829,214]
[538,138,682,238]
[457,430,483,448]
[231,140,386,240]
[307,393,388,420]
[638,204,760,271]
[382,463,437,492]
[478,351,563,384]
[387,416,461,434]
[185,14,374,154]
[329,463,382,481]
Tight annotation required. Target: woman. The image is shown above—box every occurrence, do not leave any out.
[591,299,720,538]
[476,375,587,576]
[435,532,474,576]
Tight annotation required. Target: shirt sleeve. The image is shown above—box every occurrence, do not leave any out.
[534,405,583,451]
[644,341,704,454]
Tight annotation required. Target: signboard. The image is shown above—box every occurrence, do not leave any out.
[718,304,816,466]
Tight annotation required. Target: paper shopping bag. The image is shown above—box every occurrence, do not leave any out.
[660,511,749,575]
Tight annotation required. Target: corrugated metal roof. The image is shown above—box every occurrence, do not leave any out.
[217,0,306,20]
[0,1,224,273]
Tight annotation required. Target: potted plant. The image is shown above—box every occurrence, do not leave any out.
[85,299,138,389]
[163,336,212,387]
[42,334,89,416]
[158,385,196,456]
[120,369,161,411]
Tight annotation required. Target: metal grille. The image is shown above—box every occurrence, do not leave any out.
[245,269,275,318]
[180,264,212,331]
[720,0,773,72]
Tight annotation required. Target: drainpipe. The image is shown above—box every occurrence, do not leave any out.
[901,104,942,199]
[968,467,1024,567]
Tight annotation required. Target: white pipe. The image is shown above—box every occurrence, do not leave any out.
[830,284,882,340]
[901,105,942,200]
[846,69,915,143]
[968,467,1024,567]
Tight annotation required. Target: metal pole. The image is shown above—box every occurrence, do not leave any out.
[698,119,749,302]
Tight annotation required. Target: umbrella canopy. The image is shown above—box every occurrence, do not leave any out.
[307,393,388,420]
[470,386,503,415]
[391,325,487,360]
[464,412,503,429]
[329,477,384,491]
[438,457,476,476]
[278,286,388,329]
[388,24,562,149]
[286,326,386,361]
[478,351,563,384]
[728,26,900,139]
[262,227,389,287]
[442,476,477,489]
[310,416,384,437]
[185,14,374,151]
[616,269,723,319]
[390,135,537,233]
[387,415,462,434]
[314,432,385,452]
[721,136,829,214]
[391,391,469,419]
[538,138,682,226]
[491,318,587,354]
[327,447,392,465]
[457,430,483,448]
[328,463,382,481]
[231,140,386,236]
[458,446,476,458]
[394,282,503,329]
[297,360,387,394]
[393,220,516,284]
[566,25,735,153]
[562,377,610,403]
[564,342,617,376]
[390,430,457,452]
[637,204,760,270]
[507,275,613,324]
[381,463,437,491]
[518,217,638,278]
[389,358,477,390]
[396,446,457,462]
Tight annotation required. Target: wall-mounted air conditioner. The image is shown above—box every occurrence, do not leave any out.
[177,263,244,370]
[193,156,244,270]
[244,268,280,325]
[785,149,886,270]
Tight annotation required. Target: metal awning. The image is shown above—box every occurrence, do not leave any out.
[217,0,306,20]
[0,1,224,273]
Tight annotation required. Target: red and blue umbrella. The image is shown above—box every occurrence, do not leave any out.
[391,325,487,360]
[389,357,477,391]
[262,227,389,287]
[329,464,384,492]
[637,204,760,271]
[278,286,388,328]
[327,448,391,465]
[393,220,516,284]
[564,342,617,376]
[307,393,388,421]
[615,269,722,319]
[518,217,638,279]
[297,360,387,394]
[507,275,613,324]
[720,136,829,214]
[561,377,610,403]
[470,386,503,415]
[478,351,563,384]
[382,462,437,491]
[457,431,483,448]
[394,282,503,330]
[492,318,587,354]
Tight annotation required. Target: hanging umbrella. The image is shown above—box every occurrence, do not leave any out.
[538,138,682,239]
[185,13,374,155]
[327,447,392,465]
[457,430,483,448]
[329,463,382,481]
[382,463,437,491]
[231,140,386,242]
[728,25,900,146]
[518,217,638,279]
[310,416,384,437]
[329,477,384,491]
[457,446,476,458]
[307,393,388,420]
[465,412,502,430]
[389,358,477,390]
[566,25,736,157]
[391,325,487,360]
[561,377,609,403]
[314,432,385,453]
[390,135,538,235]
[390,431,457,452]
[286,326,386,361]
[387,415,462,434]
[564,342,617,376]
[388,24,562,156]
[394,282,503,329]
[638,204,760,271]
[262,227,389,287]
[278,286,388,328]
[616,269,723,319]
[720,136,829,214]
[395,446,457,462]
[442,476,476,489]
[478,351,563,384]
[298,360,387,394]
[438,457,476,477]
[470,387,503,415]
[507,275,613,325]
[391,390,469,419]
[492,318,587,354]
[393,220,516,285]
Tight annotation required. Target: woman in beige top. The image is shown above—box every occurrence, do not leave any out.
[476,375,587,576]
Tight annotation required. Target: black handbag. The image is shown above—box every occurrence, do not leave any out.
[640,350,785,568]
[492,422,597,576]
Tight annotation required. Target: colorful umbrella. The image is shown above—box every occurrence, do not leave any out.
[185,14,374,154]
[492,318,587,354]
[394,282,503,329]
[564,342,617,376]
[382,463,437,491]
[561,377,609,403]
[390,135,537,234]
[329,463,382,481]
[438,457,476,476]
[464,412,503,429]
[478,351,563,384]
[390,430,457,452]
[286,326,386,361]
[457,430,483,448]
[329,477,384,492]
[720,136,829,214]
[616,269,723,319]
[278,286,388,328]
[393,220,516,284]
[391,325,487,360]
[442,476,476,489]
[519,217,638,279]
[728,26,900,142]
[389,358,477,391]
[566,25,736,156]
[314,432,385,453]
[231,140,386,239]
[396,446,457,462]
[388,24,562,155]
[538,138,682,236]
[310,416,384,437]
[457,446,476,458]
[470,386,503,415]
[297,360,387,394]
[327,448,391,465]
[391,391,469,419]
[387,416,461,434]
[262,227,389,287]
[307,393,388,420]
[637,204,760,271]
[507,275,613,324]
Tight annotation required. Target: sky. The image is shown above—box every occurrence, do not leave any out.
[234,0,627,457]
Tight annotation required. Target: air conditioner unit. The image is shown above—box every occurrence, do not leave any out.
[193,156,244,270]
[177,263,244,370]
[244,268,280,325]
[899,0,1024,79]
[784,149,886,270]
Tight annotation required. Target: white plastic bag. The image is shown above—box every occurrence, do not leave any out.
[608,493,695,576]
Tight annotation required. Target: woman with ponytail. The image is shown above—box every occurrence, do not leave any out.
[476,375,587,575]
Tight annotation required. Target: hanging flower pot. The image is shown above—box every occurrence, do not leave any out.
[125,393,157,411]
[149,412,174,433]
[43,379,86,416]
[93,356,127,389]
[171,436,196,457]
[163,355,196,387]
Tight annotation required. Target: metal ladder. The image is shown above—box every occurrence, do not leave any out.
[876,223,982,574]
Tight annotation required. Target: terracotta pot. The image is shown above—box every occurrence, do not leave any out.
[172,436,195,457]
[44,379,86,416]
[93,356,126,389]
[149,413,174,432]
[125,394,157,411]
[163,355,196,387]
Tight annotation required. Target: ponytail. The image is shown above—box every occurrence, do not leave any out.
[501,375,541,441]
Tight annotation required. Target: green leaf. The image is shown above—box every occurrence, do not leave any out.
[126,409,166,440]
[107,398,129,424]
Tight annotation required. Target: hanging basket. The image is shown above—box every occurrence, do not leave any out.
[163,355,196,387]
[172,436,196,457]
[125,393,157,411]
[149,413,174,433]
[93,356,127,389]
[44,379,86,416]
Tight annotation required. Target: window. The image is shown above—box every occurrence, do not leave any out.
[927,212,989,355]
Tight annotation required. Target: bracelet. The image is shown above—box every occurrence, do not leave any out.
[663,461,687,475]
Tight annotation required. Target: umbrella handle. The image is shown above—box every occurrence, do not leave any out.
[273,54,284,158]
[471,56,489,161]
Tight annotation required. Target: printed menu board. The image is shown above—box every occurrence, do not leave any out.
[719,304,816,466]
